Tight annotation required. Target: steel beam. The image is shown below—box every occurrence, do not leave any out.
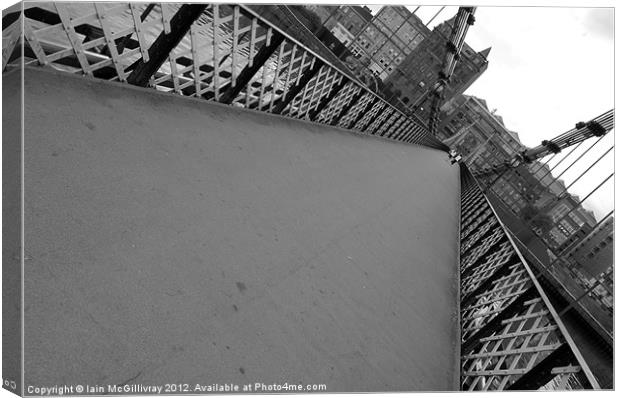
[219,30,285,105]
[127,4,207,87]
[115,4,156,55]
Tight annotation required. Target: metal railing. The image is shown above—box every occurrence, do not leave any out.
[4,2,447,150]
[468,118,614,341]
[458,165,600,391]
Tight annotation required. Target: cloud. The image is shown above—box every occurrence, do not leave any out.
[582,8,614,40]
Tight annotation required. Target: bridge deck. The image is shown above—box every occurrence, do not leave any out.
[15,67,461,391]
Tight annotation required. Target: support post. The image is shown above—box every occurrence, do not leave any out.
[127,4,207,87]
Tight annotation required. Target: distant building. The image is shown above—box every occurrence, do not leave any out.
[304,6,488,114]
[385,18,489,120]
[545,194,597,249]
[350,6,430,81]
[329,5,373,37]
[439,95,523,164]
[567,216,614,276]
[330,23,356,47]
[525,162,568,206]
[303,5,338,25]
[443,95,598,253]
[482,159,597,250]
[304,5,372,40]
[587,266,613,314]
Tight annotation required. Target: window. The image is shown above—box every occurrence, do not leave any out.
[568,212,585,228]
[559,219,576,236]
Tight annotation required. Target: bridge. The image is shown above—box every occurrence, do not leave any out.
[2,2,612,393]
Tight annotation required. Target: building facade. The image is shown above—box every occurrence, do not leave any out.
[567,216,614,277]
[304,6,488,115]
[385,18,490,120]
[303,5,338,25]
[439,95,523,162]
[349,6,430,81]
[443,95,598,253]
[304,5,372,40]
[545,194,597,249]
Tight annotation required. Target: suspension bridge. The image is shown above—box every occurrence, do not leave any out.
[2,2,613,392]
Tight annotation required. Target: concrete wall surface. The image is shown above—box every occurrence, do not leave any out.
[2,66,23,395]
[16,67,461,392]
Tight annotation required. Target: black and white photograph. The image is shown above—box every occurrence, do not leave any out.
[1,0,616,395]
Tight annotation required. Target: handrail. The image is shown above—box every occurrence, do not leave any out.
[237,5,427,128]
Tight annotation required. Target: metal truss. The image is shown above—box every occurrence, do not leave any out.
[3,2,446,150]
[458,165,600,391]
